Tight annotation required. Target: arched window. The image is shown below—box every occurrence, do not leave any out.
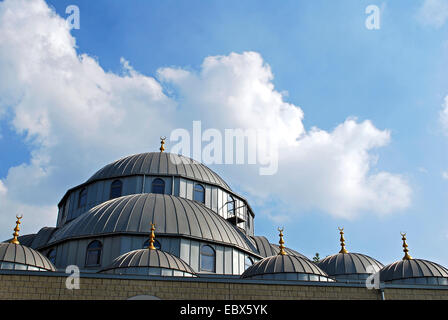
[109,180,122,199]
[193,184,205,204]
[200,245,215,272]
[245,256,254,270]
[47,249,56,265]
[142,239,161,250]
[78,188,87,208]
[227,194,235,214]
[85,240,102,266]
[151,178,165,194]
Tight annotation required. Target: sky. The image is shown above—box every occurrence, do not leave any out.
[0,0,447,267]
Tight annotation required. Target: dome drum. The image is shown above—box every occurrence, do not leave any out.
[100,248,196,277]
[0,243,56,272]
[241,254,334,282]
[317,252,384,283]
[379,259,448,286]
[50,194,258,255]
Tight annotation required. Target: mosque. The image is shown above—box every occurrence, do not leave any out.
[1,139,448,300]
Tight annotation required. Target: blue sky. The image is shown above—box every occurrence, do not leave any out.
[1,0,448,267]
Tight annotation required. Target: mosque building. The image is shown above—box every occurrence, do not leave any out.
[1,139,448,300]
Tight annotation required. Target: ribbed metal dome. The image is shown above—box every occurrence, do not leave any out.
[100,249,196,275]
[380,259,448,283]
[48,194,257,254]
[0,243,56,271]
[87,152,231,191]
[318,252,384,277]
[241,254,330,279]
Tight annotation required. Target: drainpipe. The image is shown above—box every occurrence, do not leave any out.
[379,283,386,300]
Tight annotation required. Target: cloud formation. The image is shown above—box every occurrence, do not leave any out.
[441,97,448,134]
[0,0,411,239]
[417,0,448,28]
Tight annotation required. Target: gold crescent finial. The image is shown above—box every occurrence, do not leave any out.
[10,215,23,245]
[278,227,286,255]
[148,223,157,250]
[401,232,412,260]
[160,137,166,153]
[338,227,348,254]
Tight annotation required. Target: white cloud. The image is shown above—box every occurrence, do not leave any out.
[441,97,448,134]
[442,171,448,180]
[417,0,448,28]
[159,58,412,219]
[0,0,411,240]
[0,180,7,196]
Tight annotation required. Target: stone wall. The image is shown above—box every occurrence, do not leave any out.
[0,273,447,300]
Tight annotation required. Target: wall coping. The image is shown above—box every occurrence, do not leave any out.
[1,269,447,291]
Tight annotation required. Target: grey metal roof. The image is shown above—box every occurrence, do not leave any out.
[380,259,448,282]
[3,234,36,247]
[100,249,196,275]
[241,254,329,279]
[87,152,231,191]
[48,194,258,254]
[30,227,57,249]
[318,252,384,276]
[251,236,309,260]
[0,243,56,271]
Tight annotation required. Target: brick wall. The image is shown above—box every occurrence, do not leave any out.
[0,273,447,300]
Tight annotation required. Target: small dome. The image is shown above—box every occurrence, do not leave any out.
[87,152,231,191]
[380,259,448,286]
[99,249,196,277]
[241,254,334,282]
[251,236,309,260]
[0,243,56,272]
[318,252,384,283]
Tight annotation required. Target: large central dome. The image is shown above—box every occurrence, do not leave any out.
[87,152,231,191]
[49,193,257,254]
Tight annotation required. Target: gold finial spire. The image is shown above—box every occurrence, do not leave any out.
[401,232,412,260]
[148,223,157,250]
[159,136,166,153]
[338,227,348,254]
[278,227,286,255]
[10,215,23,245]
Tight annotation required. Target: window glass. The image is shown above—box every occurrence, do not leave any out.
[194,184,205,203]
[244,256,253,270]
[142,239,161,250]
[200,245,215,272]
[78,188,87,208]
[227,194,235,214]
[152,178,165,194]
[47,249,57,265]
[309,274,319,281]
[110,180,123,199]
[85,240,102,266]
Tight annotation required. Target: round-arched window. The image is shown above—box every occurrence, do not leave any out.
[78,188,87,208]
[110,180,123,199]
[152,178,165,194]
[227,194,235,214]
[245,256,254,270]
[47,249,57,265]
[193,184,205,204]
[85,240,103,266]
[200,245,215,273]
[142,239,161,250]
